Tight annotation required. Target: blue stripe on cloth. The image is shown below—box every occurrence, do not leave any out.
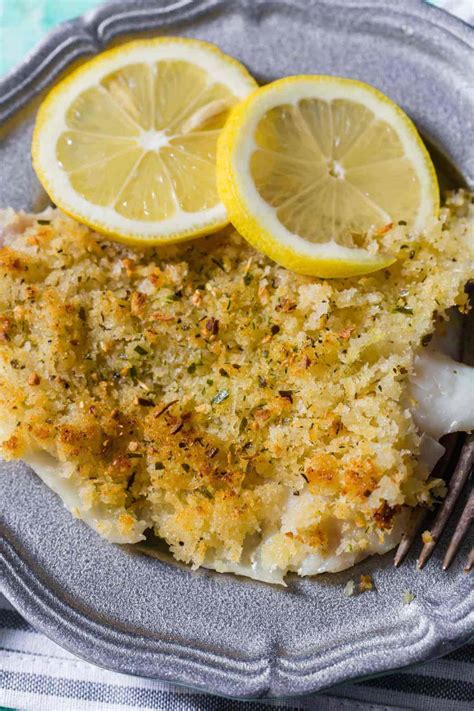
[0,670,303,710]
[361,674,474,702]
[445,645,474,663]
[0,610,34,633]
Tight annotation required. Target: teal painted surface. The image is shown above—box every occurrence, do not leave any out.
[0,0,103,75]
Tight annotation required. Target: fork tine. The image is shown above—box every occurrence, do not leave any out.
[394,432,460,567]
[442,487,474,570]
[418,434,474,569]
[465,547,474,573]
[394,507,427,567]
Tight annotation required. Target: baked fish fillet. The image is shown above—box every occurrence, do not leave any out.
[0,194,473,583]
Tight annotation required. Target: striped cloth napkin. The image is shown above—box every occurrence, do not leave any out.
[0,593,472,710]
[0,2,473,710]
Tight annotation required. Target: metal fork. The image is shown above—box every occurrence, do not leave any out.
[394,433,473,571]
[394,301,474,572]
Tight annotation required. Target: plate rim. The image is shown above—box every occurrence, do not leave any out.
[1,0,473,123]
[0,0,473,699]
[2,526,473,699]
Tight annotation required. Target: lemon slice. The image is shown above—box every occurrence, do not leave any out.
[32,38,257,244]
[217,76,439,277]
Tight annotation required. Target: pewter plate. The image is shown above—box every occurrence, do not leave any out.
[0,0,473,699]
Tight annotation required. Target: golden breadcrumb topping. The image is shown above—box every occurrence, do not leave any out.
[0,191,472,570]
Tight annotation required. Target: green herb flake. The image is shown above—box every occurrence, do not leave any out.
[134,345,148,355]
[243,273,253,286]
[37,219,51,225]
[219,368,229,378]
[211,389,229,405]
[155,462,164,470]
[402,590,416,605]
[187,363,196,374]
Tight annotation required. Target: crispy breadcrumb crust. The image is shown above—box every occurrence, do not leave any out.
[0,192,472,571]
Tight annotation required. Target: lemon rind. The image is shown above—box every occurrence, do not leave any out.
[217,75,438,277]
[32,37,258,245]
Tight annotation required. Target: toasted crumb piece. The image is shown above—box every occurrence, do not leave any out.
[359,574,374,592]
[121,258,135,275]
[195,403,212,414]
[100,340,114,353]
[422,530,433,544]
[191,290,203,306]
[28,372,41,386]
